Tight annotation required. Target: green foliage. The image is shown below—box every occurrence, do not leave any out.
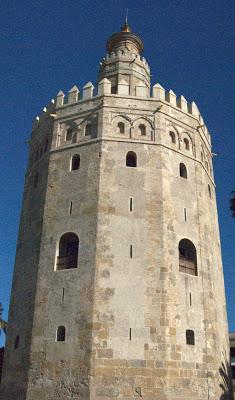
[0,303,7,335]
[230,191,235,217]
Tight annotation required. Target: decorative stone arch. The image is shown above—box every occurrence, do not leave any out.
[112,114,132,136]
[200,146,206,163]
[205,153,212,173]
[111,114,132,124]
[64,121,78,143]
[132,117,153,140]
[180,132,194,155]
[132,116,154,130]
[166,124,180,148]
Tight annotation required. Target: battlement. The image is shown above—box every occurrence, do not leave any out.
[152,83,211,142]
[101,50,150,73]
[52,80,210,143]
[32,99,55,130]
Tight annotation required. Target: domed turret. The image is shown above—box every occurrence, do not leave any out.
[106,23,144,55]
[99,22,150,96]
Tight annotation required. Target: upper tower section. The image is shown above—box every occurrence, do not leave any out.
[98,22,150,96]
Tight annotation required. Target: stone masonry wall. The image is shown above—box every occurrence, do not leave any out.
[0,91,231,400]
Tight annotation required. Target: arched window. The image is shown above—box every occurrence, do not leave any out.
[179,239,197,276]
[66,128,73,141]
[14,335,19,349]
[208,184,212,199]
[85,123,92,136]
[34,172,39,188]
[169,131,176,144]
[56,326,66,342]
[71,154,80,171]
[138,124,146,136]
[180,163,187,179]
[126,151,137,168]
[56,232,79,270]
[117,122,125,134]
[186,330,195,345]
[184,138,189,150]
[44,139,49,153]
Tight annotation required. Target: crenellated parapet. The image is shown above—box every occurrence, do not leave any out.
[101,50,150,74]
[52,80,210,144]
[32,99,55,131]
[152,83,211,144]
[31,77,212,178]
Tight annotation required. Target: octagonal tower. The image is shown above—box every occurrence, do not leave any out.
[0,23,232,400]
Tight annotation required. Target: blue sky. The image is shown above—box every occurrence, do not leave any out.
[0,0,234,346]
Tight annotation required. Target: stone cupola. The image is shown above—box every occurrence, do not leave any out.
[98,22,151,96]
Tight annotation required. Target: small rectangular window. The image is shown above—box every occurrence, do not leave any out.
[189,292,192,306]
[129,328,132,341]
[186,329,195,345]
[69,201,73,215]
[184,208,187,221]
[62,288,65,302]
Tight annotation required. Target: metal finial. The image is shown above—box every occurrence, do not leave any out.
[121,9,131,32]
[125,8,128,24]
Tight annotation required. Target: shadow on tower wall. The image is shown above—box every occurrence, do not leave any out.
[219,352,234,400]
[0,120,54,399]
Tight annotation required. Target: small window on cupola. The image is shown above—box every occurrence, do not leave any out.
[111,85,118,94]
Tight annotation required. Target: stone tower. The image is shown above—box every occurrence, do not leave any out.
[1,23,232,400]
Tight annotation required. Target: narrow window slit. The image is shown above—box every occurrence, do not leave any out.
[62,288,65,302]
[189,292,192,306]
[130,245,133,259]
[69,201,73,215]
[184,208,187,221]
[129,328,132,341]
[14,335,19,349]
[130,197,133,212]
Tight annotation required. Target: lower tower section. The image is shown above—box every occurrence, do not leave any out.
[1,83,231,399]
